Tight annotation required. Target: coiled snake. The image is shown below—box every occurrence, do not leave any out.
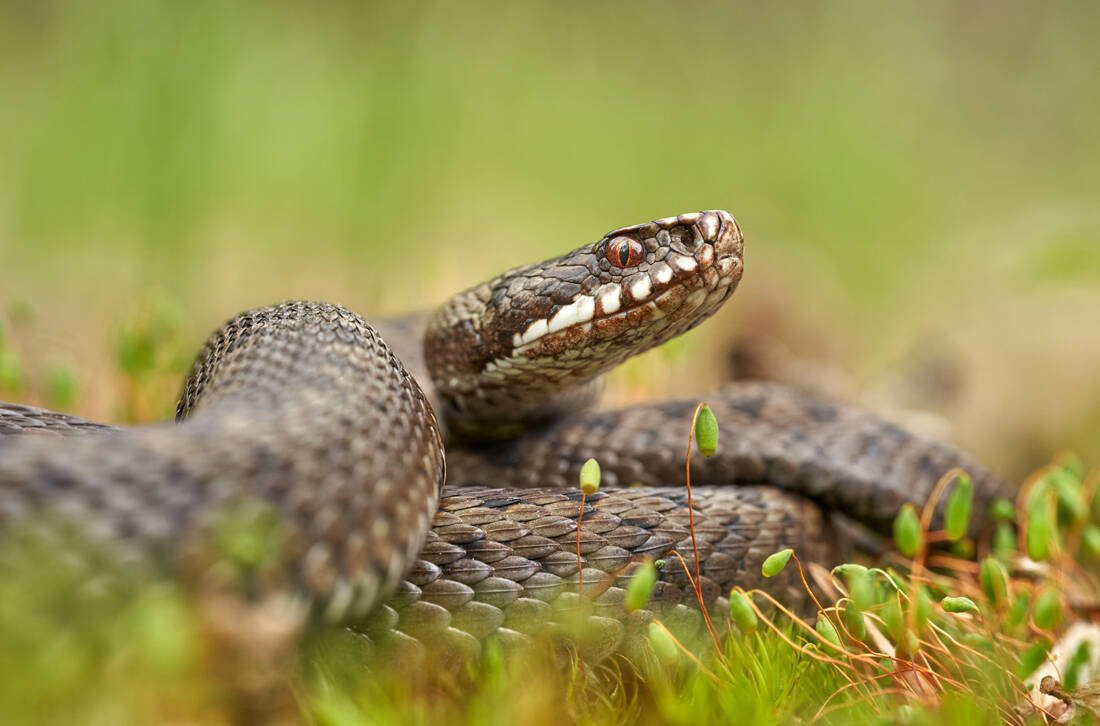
[0,211,1008,654]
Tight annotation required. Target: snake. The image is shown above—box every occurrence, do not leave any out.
[0,210,1009,655]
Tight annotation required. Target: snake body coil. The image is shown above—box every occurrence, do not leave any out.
[0,211,1008,652]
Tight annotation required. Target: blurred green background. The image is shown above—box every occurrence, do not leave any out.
[0,0,1097,475]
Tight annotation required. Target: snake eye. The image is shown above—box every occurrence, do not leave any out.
[606,237,644,268]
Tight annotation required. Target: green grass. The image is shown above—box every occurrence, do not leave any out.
[2,456,1097,724]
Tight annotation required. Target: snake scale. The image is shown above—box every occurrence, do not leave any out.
[0,211,1009,656]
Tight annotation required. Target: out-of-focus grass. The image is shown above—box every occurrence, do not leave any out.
[3,456,1097,724]
[3,2,1098,289]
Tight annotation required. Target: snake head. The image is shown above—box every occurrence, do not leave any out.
[503,209,743,358]
[427,210,744,433]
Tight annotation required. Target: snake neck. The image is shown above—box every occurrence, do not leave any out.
[423,211,745,438]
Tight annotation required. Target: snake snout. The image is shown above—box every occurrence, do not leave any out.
[704,209,743,265]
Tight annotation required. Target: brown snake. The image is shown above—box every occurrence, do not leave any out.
[0,211,1009,655]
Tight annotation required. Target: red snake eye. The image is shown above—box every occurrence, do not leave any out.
[606,237,644,268]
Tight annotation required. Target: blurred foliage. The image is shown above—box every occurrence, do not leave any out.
[0,1,1097,300]
[3,456,1099,724]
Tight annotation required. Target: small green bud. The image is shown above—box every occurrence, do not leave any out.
[1082,526,1100,559]
[1033,587,1064,630]
[893,504,922,558]
[941,596,978,613]
[729,590,758,635]
[979,556,1010,609]
[1017,639,1051,679]
[850,572,876,611]
[842,601,866,641]
[949,537,974,559]
[914,586,933,633]
[1061,454,1086,480]
[990,498,1017,522]
[1026,486,1054,561]
[761,548,793,578]
[815,616,842,651]
[1066,641,1090,690]
[624,559,658,612]
[832,563,868,580]
[579,458,601,495]
[694,404,719,457]
[882,597,904,641]
[993,523,1017,559]
[1007,592,1030,631]
[1051,468,1088,523]
[647,622,679,663]
[944,474,973,541]
[883,568,908,593]
[1092,483,1100,524]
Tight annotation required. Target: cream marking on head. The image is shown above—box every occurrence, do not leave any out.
[597,283,622,314]
[652,261,673,285]
[503,227,737,356]
[656,216,679,227]
[629,275,652,302]
[547,295,595,334]
[518,318,549,346]
[699,212,720,240]
[672,255,697,273]
[512,285,696,354]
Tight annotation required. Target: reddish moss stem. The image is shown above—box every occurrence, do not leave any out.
[576,490,587,595]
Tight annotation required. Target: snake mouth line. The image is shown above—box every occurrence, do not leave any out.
[509,263,739,357]
[507,274,736,359]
